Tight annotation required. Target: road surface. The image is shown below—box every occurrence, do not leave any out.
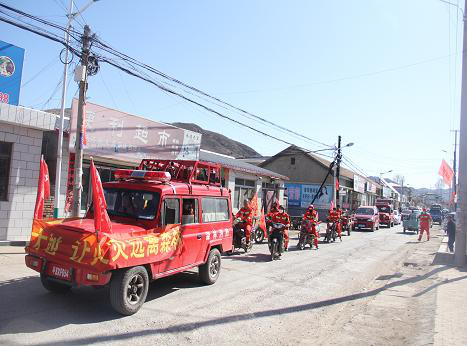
[0,224,444,345]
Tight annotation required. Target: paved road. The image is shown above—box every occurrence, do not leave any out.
[0,224,442,345]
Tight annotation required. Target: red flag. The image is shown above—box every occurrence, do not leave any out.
[33,157,50,219]
[336,178,340,192]
[438,159,454,186]
[82,103,87,146]
[329,200,334,211]
[260,209,267,231]
[250,192,259,217]
[90,158,112,233]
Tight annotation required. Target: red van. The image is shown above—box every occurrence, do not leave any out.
[25,160,233,315]
[353,206,380,231]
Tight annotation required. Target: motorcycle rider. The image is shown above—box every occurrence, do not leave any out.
[328,207,342,240]
[235,199,253,246]
[302,204,319,249]
[268,204,290,251]
[418,208,432,241]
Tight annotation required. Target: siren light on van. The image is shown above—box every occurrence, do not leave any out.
[114,169,171,182]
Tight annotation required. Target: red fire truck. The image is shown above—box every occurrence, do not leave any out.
[25,160,233,315]
[375,198,395,228]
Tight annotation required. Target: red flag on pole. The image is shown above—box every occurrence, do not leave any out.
[33,156,50,219]
[329,200,334,211]
[336,178,340,192]
[438,159,454,186]
[90,158,112,233]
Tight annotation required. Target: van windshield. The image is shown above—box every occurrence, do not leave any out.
[377,206,391,213]
[103,188,161,220]
[356,208,374,215]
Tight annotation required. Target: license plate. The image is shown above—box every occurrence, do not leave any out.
[358,224,365,228]
[47,263,71,281]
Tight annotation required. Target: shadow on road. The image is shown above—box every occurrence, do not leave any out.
[223,253,271,262]
[16,264,451,346]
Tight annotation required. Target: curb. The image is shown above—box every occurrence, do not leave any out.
[0,241,29,247]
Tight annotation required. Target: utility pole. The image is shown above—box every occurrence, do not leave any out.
[455,0,467,266]
[335,135,342,206]
[71,25,91,217]
[54,0,73,218]
[452,129,458,211]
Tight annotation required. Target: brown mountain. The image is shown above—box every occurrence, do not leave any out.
[172,122,261,158]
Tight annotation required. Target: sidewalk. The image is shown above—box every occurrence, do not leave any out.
[434,265,467,345]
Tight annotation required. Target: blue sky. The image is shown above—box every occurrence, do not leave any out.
[2,0,462,188]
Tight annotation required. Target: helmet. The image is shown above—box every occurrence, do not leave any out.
[423,208,426,212]
[308,204,314,210]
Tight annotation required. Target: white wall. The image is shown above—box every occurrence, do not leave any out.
[0,123,43,241]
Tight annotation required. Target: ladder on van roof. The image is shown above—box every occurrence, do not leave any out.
[138,159,222,186]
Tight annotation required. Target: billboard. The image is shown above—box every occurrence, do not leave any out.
[286,183,333,209]
[69,99,202,162]
[0,40,25,106]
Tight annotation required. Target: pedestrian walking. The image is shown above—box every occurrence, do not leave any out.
[446,214,456,252]
[418,208,432,241]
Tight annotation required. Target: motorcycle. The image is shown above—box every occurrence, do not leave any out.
[341,215,352,236]
[232,219,253,253]
[269,222,286,260]
[324,220,337,243]
[297,220,318,250]
[254,225,267,244]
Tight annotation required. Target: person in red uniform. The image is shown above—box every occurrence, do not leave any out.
[328,207,342,240]
[303,204,319,249]
[266,202,279,222]
[270,205,290,251]
[235,200,253,245]
[418,208,432,241]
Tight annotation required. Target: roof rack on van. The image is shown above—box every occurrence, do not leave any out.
[137,159,222,186]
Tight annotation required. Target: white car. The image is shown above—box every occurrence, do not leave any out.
[393,210,401,225]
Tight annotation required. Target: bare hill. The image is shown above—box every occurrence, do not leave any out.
[172,122,261,158]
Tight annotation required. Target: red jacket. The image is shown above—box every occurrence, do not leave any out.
[271,211,290,227]
[236,207,253,226]
[419,212,432,228]
[303,209,318,224]
[328,210,340,222]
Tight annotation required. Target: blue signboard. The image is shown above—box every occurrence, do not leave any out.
[286,183,333,208]
[0,40,25,106]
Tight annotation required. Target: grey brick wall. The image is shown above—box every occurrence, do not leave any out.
[0,123,43,241]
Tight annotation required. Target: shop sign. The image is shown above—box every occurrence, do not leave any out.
[0,40,25,106]
[286,183,333,208]
[353,175,365,194]
[69,99,201,162]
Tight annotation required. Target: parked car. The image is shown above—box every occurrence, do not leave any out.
[403,209,421,233]
[353,206,380,231]
[393,210,401,225]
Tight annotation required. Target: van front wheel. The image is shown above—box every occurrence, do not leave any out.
[199,248,221,285]
[110,266,149,316]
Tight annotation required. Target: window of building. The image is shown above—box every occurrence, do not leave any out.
[0,142,12,201]
[182,198,199,224]
[234,178,256,209]
[202,197,230,223]
[291,157,295,165]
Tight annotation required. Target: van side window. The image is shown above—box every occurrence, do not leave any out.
[182,198,199,225]
[162,198,180,226]
[202,197,230,223]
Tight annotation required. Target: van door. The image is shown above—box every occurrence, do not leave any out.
[181,198,203,266]
[158,197,182,273]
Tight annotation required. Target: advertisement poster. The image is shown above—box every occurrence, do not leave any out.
[69,99,202,162]
[0,40,25,105]
[286,183,333,208]
[353,174,366,194]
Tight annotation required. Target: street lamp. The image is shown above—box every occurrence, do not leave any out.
[54,0,100,218]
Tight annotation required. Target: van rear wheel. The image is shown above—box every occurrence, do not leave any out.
[110,266,149,316]
[199,248,221,285]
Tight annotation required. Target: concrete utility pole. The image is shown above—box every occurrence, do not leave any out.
[71,25,91,217]
[452,129,458,211]
[54,0,73,218]
[336,135,342,206]
[455,0,467,266]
